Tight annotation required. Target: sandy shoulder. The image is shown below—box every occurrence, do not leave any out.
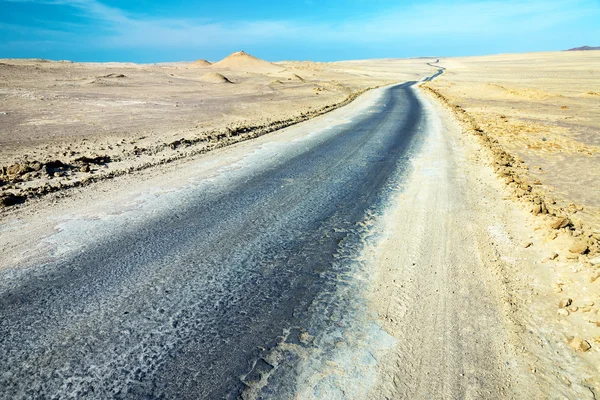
[365,78,600,397]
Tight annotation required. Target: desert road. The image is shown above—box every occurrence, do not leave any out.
[0,68,523,399]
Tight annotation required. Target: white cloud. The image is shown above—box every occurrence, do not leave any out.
[4,0,600,54]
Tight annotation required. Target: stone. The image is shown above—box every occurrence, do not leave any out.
[523,241,533,248]
[569,240,589,254]
[299,331,311,344]
[549,217,570,230]
[568,337,591,352]
[553,284,563,293]
[559,298,572,308]
[5,163,30,179]
[6,164,21,176]
[590,270,600,283]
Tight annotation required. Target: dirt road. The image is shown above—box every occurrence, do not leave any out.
[0,69,591,399]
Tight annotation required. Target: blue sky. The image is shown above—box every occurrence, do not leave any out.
[1,0,599,62]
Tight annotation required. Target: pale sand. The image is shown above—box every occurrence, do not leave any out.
[428,51,600,230]
[0,54,436,205]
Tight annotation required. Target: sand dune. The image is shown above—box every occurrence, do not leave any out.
[211,51,281,73]
[200,72,232,83]
[191,59,212,67]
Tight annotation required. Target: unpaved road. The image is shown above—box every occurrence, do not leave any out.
[0,72,535,399]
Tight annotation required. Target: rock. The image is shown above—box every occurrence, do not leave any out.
[567,337,591,352]
[29,161,43,171]
[6,164,21,176]
[80,165,91,173]
[589,256,600,266]
[559,298,573,308]
[557,308,570,316]
[74,155,110,165]
[549,217,570,230]
[20,172,35,180]
[6,163,30,179]
[43,160,69,176]
[569,240,589,254]
[299,331,311,344]
[523,241,533,248]
[590,270,600,283]
[553,284,563,293]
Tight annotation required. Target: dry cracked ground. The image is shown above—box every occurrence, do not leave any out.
[1,50,600,398]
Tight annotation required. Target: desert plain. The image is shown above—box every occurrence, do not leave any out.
[0,52,434,205]
[1,49,600,398]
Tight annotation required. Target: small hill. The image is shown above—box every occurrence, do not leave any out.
[191,59,212,67]
[565,46,600,51]
[211,51,280,73]
[200,72,232,84]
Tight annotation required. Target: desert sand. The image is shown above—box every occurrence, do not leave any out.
[0,52,435,206]
[420,50,600,395]
[426,51,600,231]
[2,50,600,397]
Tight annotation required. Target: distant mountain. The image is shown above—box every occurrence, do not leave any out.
[565,46,600,51]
